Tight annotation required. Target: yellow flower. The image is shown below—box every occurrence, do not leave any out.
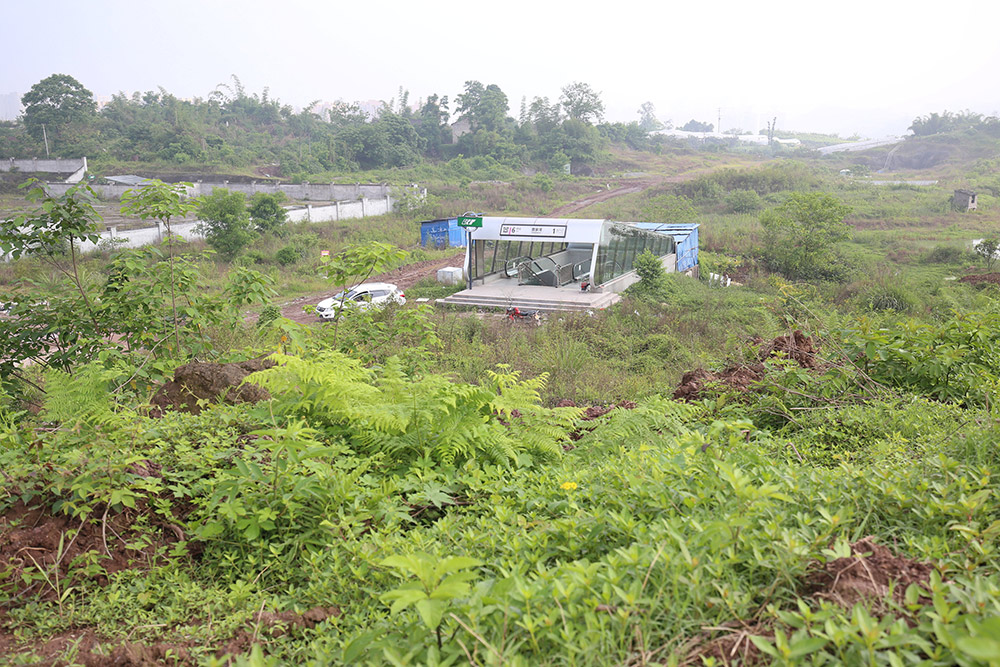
[560,482,578,491]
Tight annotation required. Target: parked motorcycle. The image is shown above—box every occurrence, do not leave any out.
[506,306,541,323]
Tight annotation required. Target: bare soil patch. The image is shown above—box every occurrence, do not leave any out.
[0,500,186,606]
[0,606,341,666]
[804,536,934,611]
[682,537,936,665]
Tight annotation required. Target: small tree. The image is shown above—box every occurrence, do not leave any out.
[320,242,406,341]
[197,188,253,259]
[632,249,668,299]
[560,82,605,124]
[0,181,104,386]
[121,180,196,352]
[248,192,288,235]
[760,192,852,279]
[974,238,999,271]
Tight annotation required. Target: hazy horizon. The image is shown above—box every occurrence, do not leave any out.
[3,0,999,139]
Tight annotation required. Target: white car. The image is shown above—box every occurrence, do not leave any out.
[315,282,406,319]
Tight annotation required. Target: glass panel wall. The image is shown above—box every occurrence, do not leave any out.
[468,239,570,282]
[594,223,676,285]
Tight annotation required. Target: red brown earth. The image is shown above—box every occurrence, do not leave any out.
[959,272,1000,285]
[0,500,188,607]
[0,606,341,666]
[684,537,936,666]
[673,331,820,402]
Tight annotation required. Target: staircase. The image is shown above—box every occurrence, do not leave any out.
[437,286,620,312]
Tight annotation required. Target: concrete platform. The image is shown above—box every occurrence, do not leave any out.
[437,283,619,312]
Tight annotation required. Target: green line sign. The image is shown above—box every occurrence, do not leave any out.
[457,215,483,228]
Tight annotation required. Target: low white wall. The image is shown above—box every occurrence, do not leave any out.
[73,195,396,254]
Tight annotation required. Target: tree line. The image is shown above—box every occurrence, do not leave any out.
[1,74,670,177]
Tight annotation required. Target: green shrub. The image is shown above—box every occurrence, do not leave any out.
[274,246,302,266]
[725,189,762,213]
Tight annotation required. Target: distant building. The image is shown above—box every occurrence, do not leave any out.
[954,189,978,211]
[449,118,472,142]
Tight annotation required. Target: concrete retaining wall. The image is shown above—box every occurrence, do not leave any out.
[1,157,87,174]
[3,157,88,183]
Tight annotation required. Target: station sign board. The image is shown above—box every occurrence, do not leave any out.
[499,224,567,239]
[457,215,483,228]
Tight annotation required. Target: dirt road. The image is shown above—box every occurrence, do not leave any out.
[548,183,647,216]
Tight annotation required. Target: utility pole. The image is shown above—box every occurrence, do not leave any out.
[717,107,721,134]
[42,124,50,157]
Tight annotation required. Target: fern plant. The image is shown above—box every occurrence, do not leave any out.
[246,353,581,468]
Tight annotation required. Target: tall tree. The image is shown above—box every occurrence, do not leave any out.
[456,81,509,132]
[638,102,664,131]
[20,74,97,144]
[559,82,604,124]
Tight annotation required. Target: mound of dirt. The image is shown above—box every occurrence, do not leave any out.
[805,536,934,610]
[673,331,820,401]
[150,358,274,416]
[959,273,1000,285]
[756,330,820,369]
[0,500,186,604]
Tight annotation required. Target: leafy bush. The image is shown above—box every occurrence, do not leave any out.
[630,249,668,299]
[726,188,762,213]
[257,305,281,327]
[247,354,581,469]
[274,246,302,266]
[865,283,918,312]
[248,192,288,235]
[840,312,1000,406]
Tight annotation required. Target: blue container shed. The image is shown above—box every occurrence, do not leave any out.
[634,223,699,272]
[419,218,466,248]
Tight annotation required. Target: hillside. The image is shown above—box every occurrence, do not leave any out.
[2,133,1000,665]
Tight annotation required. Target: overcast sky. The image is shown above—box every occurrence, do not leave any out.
[3,0,999,138]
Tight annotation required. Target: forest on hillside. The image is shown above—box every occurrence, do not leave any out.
[1,74,681,178]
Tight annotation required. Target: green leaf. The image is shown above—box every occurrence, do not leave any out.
[749,635,778,657]
[381,588,427,615]
[957,636,1000,661]
[788,636,828,658]
[434,556,482,579]
[343,631,378,663]
[414,598,448,630]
